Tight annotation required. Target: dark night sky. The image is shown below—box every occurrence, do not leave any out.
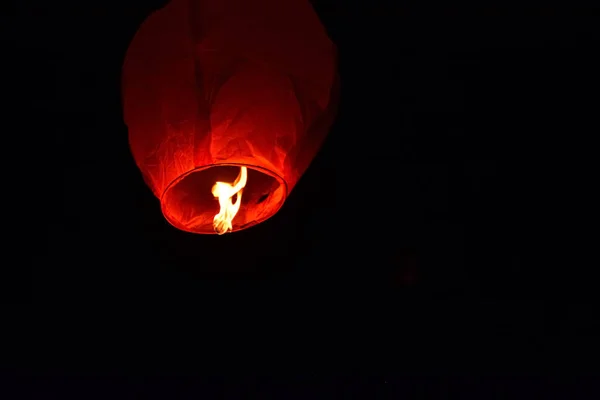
[1,0,598,382]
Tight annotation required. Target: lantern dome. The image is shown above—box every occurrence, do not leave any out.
[122,0,338,234]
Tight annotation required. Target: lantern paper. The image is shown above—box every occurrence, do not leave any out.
[122,0,339,233]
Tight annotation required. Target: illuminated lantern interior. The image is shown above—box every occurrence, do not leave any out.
[122,0,339,234]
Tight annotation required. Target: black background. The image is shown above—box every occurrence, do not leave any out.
[1,0,598,387]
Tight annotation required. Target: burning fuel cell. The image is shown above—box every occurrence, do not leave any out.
[212,166,247,234]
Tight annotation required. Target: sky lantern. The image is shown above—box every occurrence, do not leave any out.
[122,0,339,234]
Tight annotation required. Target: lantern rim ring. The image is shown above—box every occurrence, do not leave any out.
[159,162,288,234]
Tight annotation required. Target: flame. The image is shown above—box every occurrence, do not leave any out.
[211,166,248,235]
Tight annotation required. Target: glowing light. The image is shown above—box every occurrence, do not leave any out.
[211,167,248,234]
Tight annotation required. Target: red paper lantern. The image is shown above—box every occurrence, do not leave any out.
[122,0,339,234]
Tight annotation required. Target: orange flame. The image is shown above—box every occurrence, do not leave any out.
[211,166,248,235]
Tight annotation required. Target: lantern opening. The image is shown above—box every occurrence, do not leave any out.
[160,164,287,234]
